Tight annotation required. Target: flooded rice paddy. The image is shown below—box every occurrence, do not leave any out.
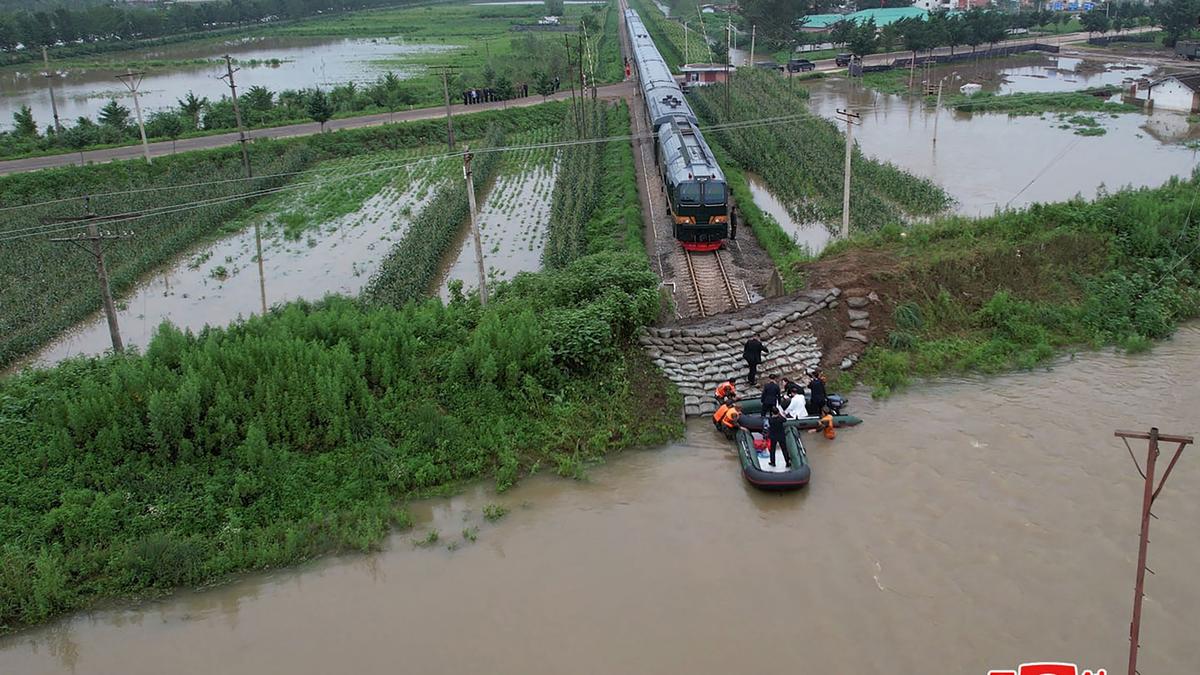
[438,143,557,299]
[10,149,452,368]
[3,323,1198,674]
[0,36,458,131]
[953,53,1155,94]
[743,172,833,254]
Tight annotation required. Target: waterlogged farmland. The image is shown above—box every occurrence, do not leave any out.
[439,133,558,298]
[16,147,457,367]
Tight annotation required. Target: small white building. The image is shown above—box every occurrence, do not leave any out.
[1132,73,1200,113]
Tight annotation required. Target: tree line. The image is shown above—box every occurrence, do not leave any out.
[0,0,423,55]
[828,3,1158,59]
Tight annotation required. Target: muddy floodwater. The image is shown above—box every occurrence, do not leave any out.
[0,36,456,131]
[946,54,1154,94]
[805,72,1199,216]
[4,325,1198,674]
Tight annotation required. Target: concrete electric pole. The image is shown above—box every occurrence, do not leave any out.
[836,108,861,239]
[220,55,268,315]
[116,69,151,164]
[462,147,489,306]
[42,46,63,134]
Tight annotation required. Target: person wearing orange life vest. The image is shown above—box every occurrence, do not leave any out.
[714,377,738,405]
[717,404,742,439]
[809,412,836,440]
[712,403,730,430]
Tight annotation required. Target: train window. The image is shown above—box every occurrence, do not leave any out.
[677,182,700,205]
[703,181,726,205]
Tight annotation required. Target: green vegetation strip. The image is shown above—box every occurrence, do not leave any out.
[820,173,1200,397]
[691,69,949,234]
[941,90,1138,115]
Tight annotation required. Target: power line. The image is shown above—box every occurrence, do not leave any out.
[0,111,820,240]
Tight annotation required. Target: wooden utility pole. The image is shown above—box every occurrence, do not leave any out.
[116,69,151,164]
[684,22,690,64]
[440,66,456,151]
[1114,428,1193,675]
[42,46,62,134]
[45,199,131,354]
[219,55,267,315]
[462,148,488,306]
[836,108,860,239]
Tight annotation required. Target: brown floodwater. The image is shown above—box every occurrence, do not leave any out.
[8,170,444,369]
[0,36,455,132]
[805,74,1200,216]
[4,325,1198,674]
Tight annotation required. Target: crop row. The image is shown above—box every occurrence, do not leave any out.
[690,69,951,233]
[543,102,611,269]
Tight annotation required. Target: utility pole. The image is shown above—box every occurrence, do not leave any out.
[440,66,456,151]
[45,198,131,354]
[462,147,489,306]
[684,22,690,64]
[724,16,732,118]
[750,24,756,67]
[220,55,267,315]
[932,72,954,145]
[116,69,151,164]
[1114,427,1193,675]
[565,34,579,132]
[836,108,860,239]
[42,46,62,134]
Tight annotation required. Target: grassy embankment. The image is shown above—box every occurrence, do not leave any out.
[0,99,680,632]
[0,103,568,370]
[689,69,950,278]
[815,173,1200,396]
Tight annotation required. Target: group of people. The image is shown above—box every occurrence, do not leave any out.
[710,334,838,468]
[460,83,532,106]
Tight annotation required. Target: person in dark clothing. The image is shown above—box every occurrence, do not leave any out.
[760,373,781,416]
[743,336,767,385]
[766,411,791,467]
[729,203,739,240]
[783,377,803,398]
[805,369,827,416]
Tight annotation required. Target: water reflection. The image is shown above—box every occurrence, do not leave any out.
[743,172,832,254]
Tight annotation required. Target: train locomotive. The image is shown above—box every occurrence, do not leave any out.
[624,9,730,252]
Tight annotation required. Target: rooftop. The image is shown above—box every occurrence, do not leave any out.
[800,7,930,29]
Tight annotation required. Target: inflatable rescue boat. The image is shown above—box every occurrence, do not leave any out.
[734,426,811,491]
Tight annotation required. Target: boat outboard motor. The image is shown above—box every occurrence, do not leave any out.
[824,394,848,415]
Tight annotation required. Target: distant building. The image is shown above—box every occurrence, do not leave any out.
[537,16,560,25]
[798,7,929,32]
[1131,73,1200,113]
[797,13,847,33]
[680,63,735,85]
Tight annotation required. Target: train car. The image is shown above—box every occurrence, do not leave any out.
[625,9,729,252]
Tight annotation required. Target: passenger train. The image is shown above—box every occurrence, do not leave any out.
[624,8,730,252]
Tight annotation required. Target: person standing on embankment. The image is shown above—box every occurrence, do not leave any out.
[743,335,767,386]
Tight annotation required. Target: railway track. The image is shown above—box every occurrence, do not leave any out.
[683,248,744,318]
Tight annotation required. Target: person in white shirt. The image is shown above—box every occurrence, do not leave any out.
[783,394,808,419]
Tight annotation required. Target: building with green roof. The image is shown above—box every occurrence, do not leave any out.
[798,6,930,32]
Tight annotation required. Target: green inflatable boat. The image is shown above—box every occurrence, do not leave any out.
[734,425,811,491]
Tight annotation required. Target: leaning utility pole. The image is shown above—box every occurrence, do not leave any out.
[835,108,860,239]
[116,69,151,164]
[45,198,131,354]
[220,55,267,315]
[42,46,62,134]
[724,17,732,118]
[1114,427,1193,675]
[440,66,456,151]
[462,148,489,306]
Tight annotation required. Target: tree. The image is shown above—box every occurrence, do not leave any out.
[12,105,38,138]
[544,0,564,17]
[848,19,877,57]
[829,19,855,47]
[533,70,556,100]
[1081,10,1110,35]
[177,92,207,130]
[307,88,333,131]
[1155,0,1200,47]
[146,112,184,153]
[97,99,131,129]
[741,0,810,43]
[63,118,98,164]
[494,75,515,100]
[943,15,967,55]
[579,13,599,35]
